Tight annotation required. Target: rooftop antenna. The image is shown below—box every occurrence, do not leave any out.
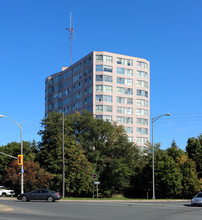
[66,12,74,66]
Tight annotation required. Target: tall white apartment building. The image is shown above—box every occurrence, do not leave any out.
[45,51,150,145]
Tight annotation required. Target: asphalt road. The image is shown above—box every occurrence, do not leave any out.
[0,198,202,220]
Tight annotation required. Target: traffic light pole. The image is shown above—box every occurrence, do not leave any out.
[20,125,24,194]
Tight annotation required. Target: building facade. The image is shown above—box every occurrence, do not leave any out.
[45,51,150,145]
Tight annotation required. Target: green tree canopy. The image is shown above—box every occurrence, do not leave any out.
[37,112,93,196]
[186,137,202,178]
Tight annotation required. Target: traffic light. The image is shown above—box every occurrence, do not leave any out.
[18,155,23,165]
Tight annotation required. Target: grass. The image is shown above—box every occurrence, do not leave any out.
[61,197,189,201]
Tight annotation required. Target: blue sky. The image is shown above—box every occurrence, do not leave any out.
[0,0,202,150]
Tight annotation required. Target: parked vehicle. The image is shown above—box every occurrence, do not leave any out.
[191,192,202,206]
[0,186,15,197]
[17,189,61,202]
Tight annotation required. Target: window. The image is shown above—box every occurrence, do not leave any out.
[126,98,133,104]
[73,91,81,101]
[117,67,133,76]
[125,107,133,114]
[73,82,82,92]
[73,72,82,83]
[117,58,133,66]
[137,61,148,70]
[126,88,133,95]
[84,56,92,66]
[96,55,103,61]
[128,137,133,142]
[116,107,133,114]
[103,105,112,112]
[117,67,125,74]
[84,76,92,85]
[137,118,148,125]
[137,80,148,88]
[103,55,113,63]
[58,75,63,81]
[63,97,71,105]
[137,128,148,135]
[96,65,112,72]
[117,117,133,124]
[125,69,133,76]
[116,77,133,86]
[96,85,112,93]
[137,99,148,107]
[137,137,148,144]
[63,88,71,96]
[116,87,125,94]
[104,75,112,82]
[117,87,133,95]
[96,105,112,112]
[96,75,103,81]
[73,63,82,73]
[137,70,148,79]
[125,127,133,133]
[125,117,133,124]
[73,101,82,110]
[63,80,70,88]
[103,115,112,122]
[96,55,113,63]
[116,97,133,104]
[136,109,148,116]
[96,105,103,112]
[125,79,133,86]
[96,65,103,72]
[96,95,112,102]
[117,77,125,84]
[63,70,71,79]
[84,86,92,95]
[117,97,125,104]
[117,106,125,114]
[96,115,112,122]
[96,75,112,82]
[84,96,92,105]
[137,89,148,97]
[103,65,112,72]
[117,116,125,123]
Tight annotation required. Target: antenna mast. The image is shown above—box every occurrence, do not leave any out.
[66,12,74,65]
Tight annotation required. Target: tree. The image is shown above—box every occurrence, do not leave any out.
[0,141,35,183]
[154,146,183,198]
[138,144,183,199]
[176,155,200,198]
[70,110,142,196]
[4,160,53,194]
[167,140,185,162]
[186,137,202,178]
[38,111,142,197]
[37,112,93,196]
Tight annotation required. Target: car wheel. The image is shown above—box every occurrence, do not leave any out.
[47,196,55,202]
[22,196,28,202]
[2,193,6,197]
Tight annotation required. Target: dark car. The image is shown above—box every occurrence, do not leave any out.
[17,189,61,202]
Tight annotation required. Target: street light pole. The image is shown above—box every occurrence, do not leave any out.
[62,112,65,198]
[152,113,170,199]
[0,115,24,194]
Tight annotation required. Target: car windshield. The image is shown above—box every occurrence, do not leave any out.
[0,187,8,190]
[196,193,202,198]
